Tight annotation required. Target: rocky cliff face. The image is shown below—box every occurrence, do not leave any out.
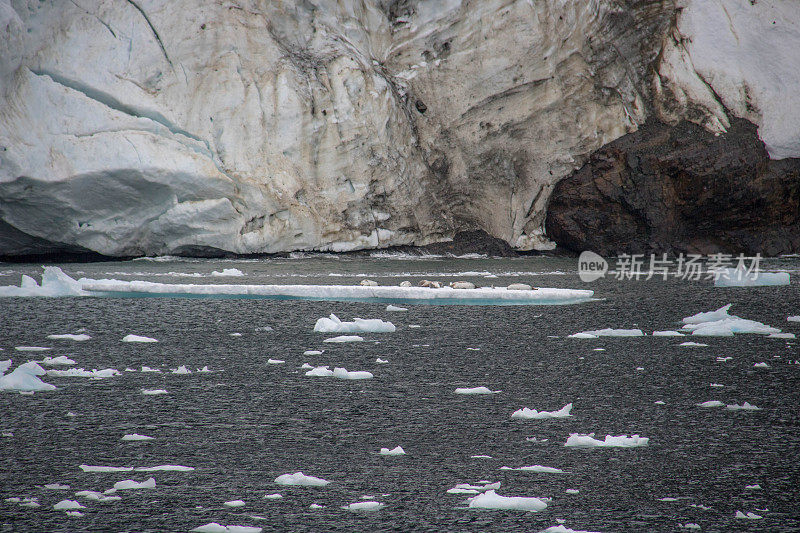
[0,0,797,258]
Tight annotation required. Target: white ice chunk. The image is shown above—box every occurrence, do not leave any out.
[467,490,548,511]
[0,267,87,297]
[540,526,603,533]
[745,484,761,490]
[343,501,384,511]
[500,465,565,473]
[122,433,154,441]
[14,346,51,352]
[47,368,119,378]
[230,333,242,337]
[454,387,501,395]
[171,365,191,374]
[725,402,760,411]
[141,366,161,372]
[74,490,120,502]
[198,366,212,372]
[263,493,282,499]
[0,359,11,374]
[211,269,244,277]
[224,500,245,507]
[122,335,158,343]
[376,358,389,364]
[40,356,76,366]
[274,472,330,486]
[323,335,364,343]
[379,446,405,456]
[565,489,580,495]
[191,523,262,533]
[309,503,324,509]
[565,433,648,448]
[386,305,408,311]
[754,362,770,368]
[679,524,701,530]
[568,333,598,339]
[267,359,285,364]
[768,332,796,339]
[111,478,156,490]
[734,511,762,519]
[332,367,373,380]
[679,342,708,347]
[697,401,724,408]
[80,465,133,472]
[53,500,85,510]
[576,329,643,337]
[47,334,91,341]
[683,304,732,324]
[141,389,168,395]
[507,283,533,291]
[471,455,492,459]
[305,366,334,377]
[0,361,56,392]
[511,403,572,419]
[303,350,323,355]
[652,331,684,336]
[314,314,395,333]
[715,268,789,287]
[134,465,194,472]
[685,317,780,336]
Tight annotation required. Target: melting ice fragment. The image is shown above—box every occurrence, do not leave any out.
[141,389,168,395]
[0,361,56,392]
[725,402,760,411]
[191,523,262,533]
[223,500,245,507]
[47,334,91,341]
[467,490,548,511]
[500,465,565,473]
[122,335,158,343]
[735,511,763,519]
[53,500,85,510]
[39,356,76,366]
[455,386,501,395]
[697,401,724,408]
[342,501,384,511]
[323,335,364,343]
[80,465,133,472]
[134,465,194,472]
[314,314,396,333]
[171,365,191,374]
[511,403,572,419]
[386,305,407,311]
[565,434,648,448]
[0,267,87,297]
[652,331,684,336]
[573,329,643,337]
[122,433,154,441]
[47,368,119,378]
[379,446,405,456]
[267,359,285,364]
[274,472,330,486]
[540,526,604,533]
[110,478,156,490]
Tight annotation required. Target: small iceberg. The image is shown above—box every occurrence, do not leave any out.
[304,366,373,379]
[540,526,603,533]
[734,511,763,519]
[303,350,323,355]
[376,358,389,364]
[652,330,684,336]
[75,490,120,502]
[47,334,91,341]
[754,362,770,368]
[171,365,191,374]
[110,478,156,490]
[715,267,789,287]
[726,402,760,411]
[788,316,800,322]
[263,493,282,499]
[697,400,724,408]
[122,433,154,441]
[467,490,548,511]
[44,483,70,490]
[191,523,262,533]
[386,305,407,311]
[455,386,501,395]
[315,314,396,333]
[379,446,405,456]
[343,501,384,511]
[53,499,85,510]
[0,267,87,297]
[211,268,244,277]
[323,335,364,343]
[274,472,330,486]
[573,329,644,337]
[500,465,565,473]
[142,389,168,395]
[223,500,245,507]
[39,356,76,366]
[47,368,119,378]
[0,361,56,392]
[511,403,572,419]
[122,334,158,343]
[134,465,194,472]
[141,366,161,372]
[267,359,285,364]
[565,433,648,448]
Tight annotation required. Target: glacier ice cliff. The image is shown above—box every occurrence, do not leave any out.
[0,0,798,257]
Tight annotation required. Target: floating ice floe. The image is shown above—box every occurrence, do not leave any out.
[679,342,708,347]
[110,478,156,490]
[540,525,603,533]
[754,362,770,368]
[745,484,761,490]
[471,455,492,459]
[343,501,384,511]
[735,511,763,519]
[697,400,724,408]
[652,331,684,336]
[323,335,364,343]
[455,386,501,395]
[565,489,580,495]
[467,490,548,511]
[191,523,263,533]
[263,493,282,499]
[0,361,56,392]
[80,465,133,472]
[376,358,389,364]
[303,350,323,355]
[122,433,154,441]
[224,500,245,507]
[654,401,666,405]
[768,332,796,339]
[40,356,76,366]
[135,465,194,472]
[565,434,648,448]
[710,383,724,388]
[725,402,760,411]
[500,465,565,473]
[314,314,394,333]
[47,334,91,341]
[511,403,572,419]
[571,329,644,338]
[274,472,330,486]
[53,499,85,510]
[309,503,324,509]
[716,356,732,362]
[267,359,285,364]
[681,304,783,336]
[142,389,168,395]
[0,267,87,297]
[715,267,789,287]
[74,490,120,502]
[122,335,158,343]
[447,482,501,494]
[304,366,373,380]
[171,365,191,374]
[679,524,701,530]
[14,346,51,352]
[141,366,161,372]
[198,366,212,372]
[47,368,119,378]
[379,446,405,456]
[386,305,407,311]
[44,483,70,490]
[211,268,244,277]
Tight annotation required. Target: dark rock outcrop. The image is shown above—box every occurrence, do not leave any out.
[545,119,800,256]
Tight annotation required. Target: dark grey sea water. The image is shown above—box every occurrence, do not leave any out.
[1,255,799,532]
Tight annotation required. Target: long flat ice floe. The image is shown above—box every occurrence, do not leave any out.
[511,403,573,419]
[122,334,158,343]
[191,523,263,533]
[500,465,565,473]
[570,329,643,338]
[80,465,134,472]
[46,334,91,341]
[314,314,395,333]
[0,267,593,305]
[304,366,373,379]
[40,356,76,366]
[323,335,364,343]
[540,525,604,533]
[565,433,649,448]
[274,472,330,486]
[681,304,784,336]
[134,465,194,471]
[47,368,119,378]
[467,490,548,511]
[455,386,501,395]
[715,267,790,287]
[343,501,385,511]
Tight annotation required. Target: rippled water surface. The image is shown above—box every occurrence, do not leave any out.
[1,255,799,532]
